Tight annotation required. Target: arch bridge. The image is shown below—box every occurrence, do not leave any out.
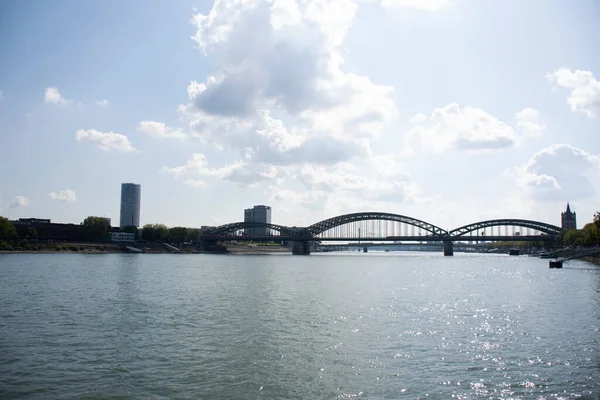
[200,213,561,256]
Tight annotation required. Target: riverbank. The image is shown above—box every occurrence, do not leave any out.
[0,242,123,253]
[0,241,292,255]
[583,256,600,265]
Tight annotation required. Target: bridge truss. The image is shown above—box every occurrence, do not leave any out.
[201,216,562,244]
[449,219,561,239]
[203,221,296,240]
[307,212,447,240]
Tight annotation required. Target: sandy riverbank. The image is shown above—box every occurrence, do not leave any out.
[226,245,291,254]
[0,242,293,255]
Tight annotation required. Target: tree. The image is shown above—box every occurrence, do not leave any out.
[141,225,154,241]
[82,216,110,241]
[169,227,188,243]
[121,225,139,240]
[141,224,168,242]
[0,217,17,239]
[563,229,585,247]
[187,228,201,242]
[582,223,599,246]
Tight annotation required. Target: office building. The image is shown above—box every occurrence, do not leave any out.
[243,205,272,237]
[109,232,136,242]
[561,203,576,229]
[119,183,141,228]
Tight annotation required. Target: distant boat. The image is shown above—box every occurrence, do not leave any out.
[509,248,520,256]
[539,252,550,259]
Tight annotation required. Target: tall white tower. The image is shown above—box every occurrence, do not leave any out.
[119,183,141,228]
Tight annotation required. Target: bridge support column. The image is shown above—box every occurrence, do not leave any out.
[292,241,311,255]
[443,240,454,256]
[549,260,563,268]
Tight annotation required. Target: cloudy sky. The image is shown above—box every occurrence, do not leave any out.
[0,0,599,230]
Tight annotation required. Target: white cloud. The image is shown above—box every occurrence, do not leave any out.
[96,99,109,106]
[547,68,600,118]
[163,153,279,187]
[182,0,396,165]
[49,189,77,202]
[515,144,600,201]
[137,121,186,139]
[9,196,30,208]
[267,186,327,211]
[264,153,433,216]
[75,129,137,152]
[515,108,545,136]
[182,179,207,188]
[404,103,518,154]
[380,0,451,11]
[44,86,73,105]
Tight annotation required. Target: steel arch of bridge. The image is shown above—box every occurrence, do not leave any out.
[307,212,448,237]
[449,219,561,237]
[204,221,295,237]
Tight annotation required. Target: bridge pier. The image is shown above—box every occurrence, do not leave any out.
[292,241,311,255]
[549,260,563,268]
[443,240,454,256]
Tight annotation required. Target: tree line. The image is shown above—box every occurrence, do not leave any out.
[0,216,203,244]
[140,224,201,243]
[558,212,600,247]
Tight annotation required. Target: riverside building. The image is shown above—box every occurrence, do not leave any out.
[243,205,272,237]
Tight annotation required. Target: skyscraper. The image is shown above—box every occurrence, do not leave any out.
[243,205,272,237]
[120,183,141,228]
[561,203,576,229]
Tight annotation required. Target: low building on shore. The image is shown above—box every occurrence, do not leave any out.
[108,232,135,242]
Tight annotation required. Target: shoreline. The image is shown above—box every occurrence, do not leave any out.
[0,242,293,255]
[583,256,600,265]
[2,243,599,261]
[0,250,293,255]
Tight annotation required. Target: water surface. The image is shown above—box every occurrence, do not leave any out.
[1,252,598,399]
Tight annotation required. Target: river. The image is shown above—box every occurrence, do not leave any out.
[0,252,598,399]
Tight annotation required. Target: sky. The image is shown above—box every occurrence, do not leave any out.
[0,0,599,230]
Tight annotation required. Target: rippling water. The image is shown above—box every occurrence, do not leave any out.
[1,252,599,399]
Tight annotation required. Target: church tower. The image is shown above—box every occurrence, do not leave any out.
[561,203,577,229]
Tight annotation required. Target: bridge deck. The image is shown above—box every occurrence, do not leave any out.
[201,235,550,242]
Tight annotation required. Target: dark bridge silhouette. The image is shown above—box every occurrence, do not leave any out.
[201,212,561,256]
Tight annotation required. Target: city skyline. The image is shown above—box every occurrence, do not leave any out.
[2,202,583,233]
[0,0,599,229]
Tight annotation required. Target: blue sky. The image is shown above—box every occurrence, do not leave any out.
[0,0,599,229]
